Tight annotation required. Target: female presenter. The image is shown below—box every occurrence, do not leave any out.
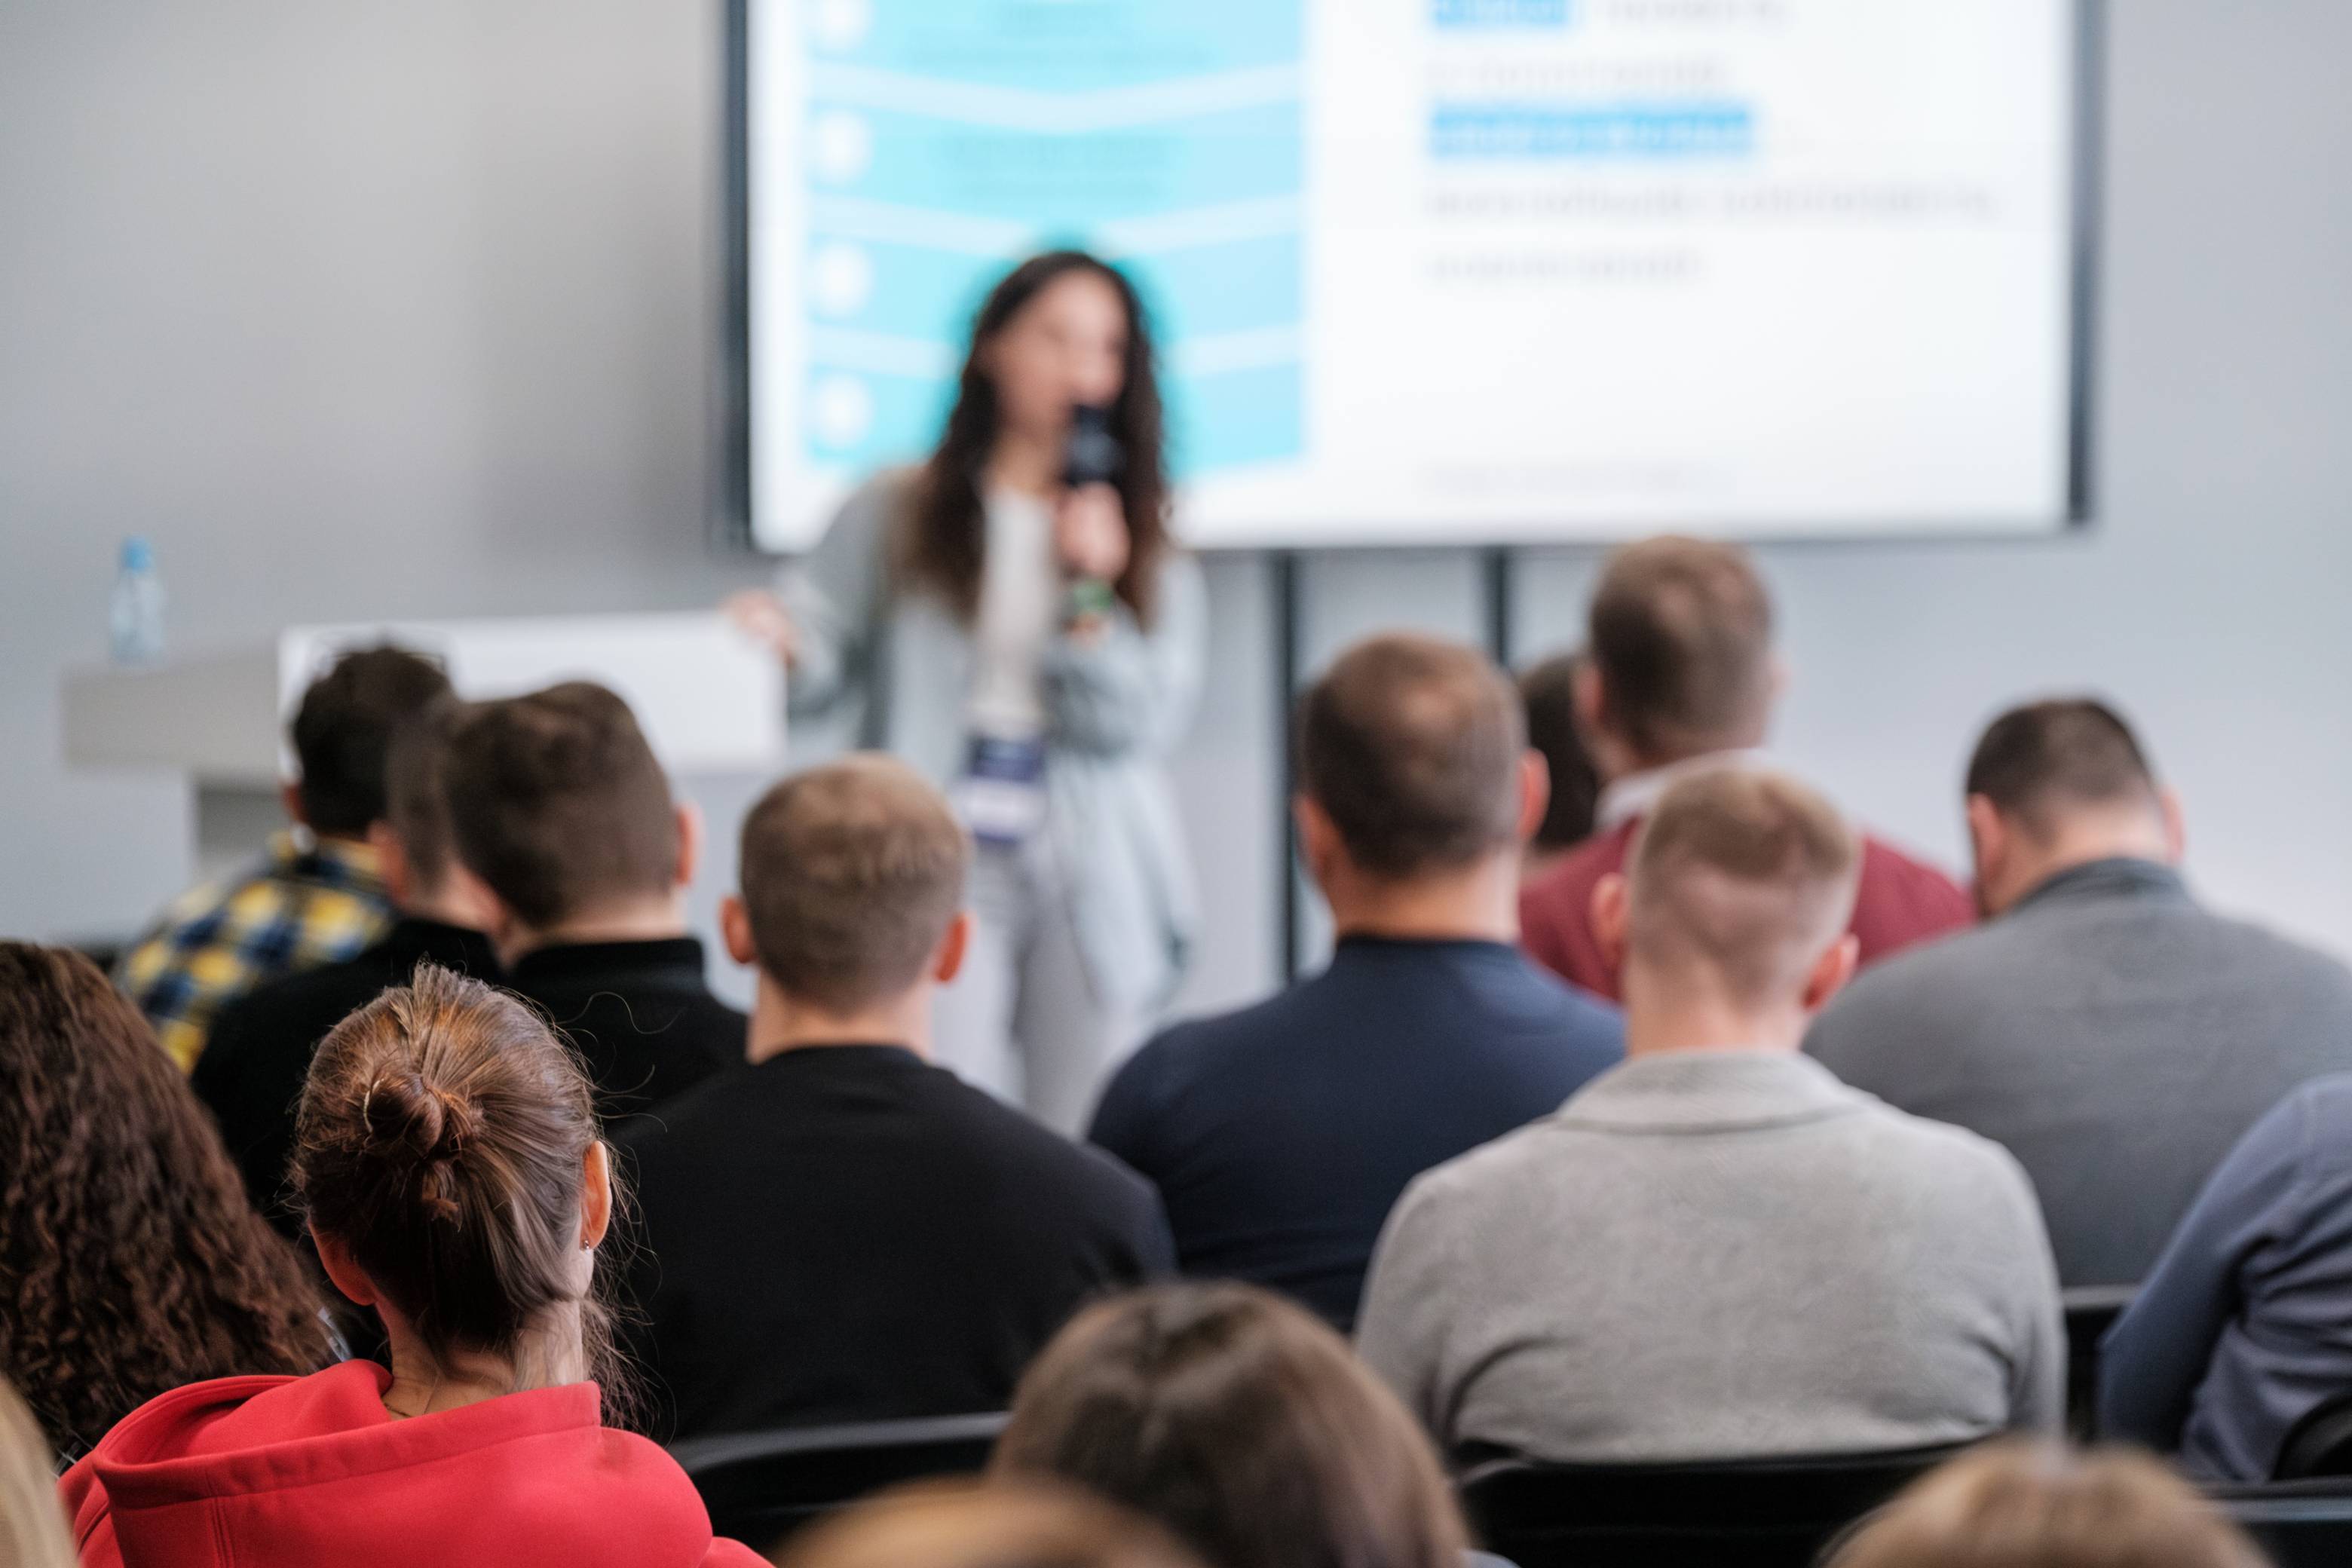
[731,252,1205,1133]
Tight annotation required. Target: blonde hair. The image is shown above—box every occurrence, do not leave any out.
[1627,767,1861,1009]
[1827,1441,2267,1568]
[0,1380,75,1568]
[774,1480,1204,1568]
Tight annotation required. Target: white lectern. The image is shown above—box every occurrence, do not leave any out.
[63,613,787,886]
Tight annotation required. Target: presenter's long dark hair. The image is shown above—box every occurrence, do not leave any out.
[903,250,1171,626]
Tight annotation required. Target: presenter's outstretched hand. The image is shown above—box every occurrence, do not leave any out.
[1054,482,1130,585]
[724,589,799,667]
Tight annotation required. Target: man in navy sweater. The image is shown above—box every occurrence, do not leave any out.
[1091,633,1625,1331]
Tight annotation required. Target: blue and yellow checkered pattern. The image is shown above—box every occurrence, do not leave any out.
[118,831,394,1072]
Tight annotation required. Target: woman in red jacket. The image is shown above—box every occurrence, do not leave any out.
[62,964,761,1568]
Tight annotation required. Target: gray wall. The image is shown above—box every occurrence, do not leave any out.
[5,2,2350,1020]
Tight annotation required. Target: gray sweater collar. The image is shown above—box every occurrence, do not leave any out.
[1557,1050,1862,1134]
[2011,856,2188,916]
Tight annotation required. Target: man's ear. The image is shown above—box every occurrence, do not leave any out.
[1294,795,1343,892]
[672,800,704,892]
[311,1227,376,1309]
[280,780,309,831]
[1800,933,1861,1016]
[933,909,975,986]
[2158,786,2188,865]
[1964,794,2007,910]
[368,822,415,908]
[1514,750,1552,845]
[720,893,758,966]
[1591,872,1631,974]
[578,1141,613,1252]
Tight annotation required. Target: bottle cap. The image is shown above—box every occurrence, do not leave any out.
[121,537,155,571]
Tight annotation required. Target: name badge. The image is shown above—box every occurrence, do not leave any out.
[952,733,1049,847]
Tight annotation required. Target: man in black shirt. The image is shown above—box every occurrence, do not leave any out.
[1092,634,1624,1330]
[443,682,742,1125]
[197,698,501,1229]
[622,755,1171,1440]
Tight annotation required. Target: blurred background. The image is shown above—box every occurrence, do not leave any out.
[4,0,2349,1012]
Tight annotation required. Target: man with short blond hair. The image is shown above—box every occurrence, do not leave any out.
[1361,766,2062,1462]
[1518,536,1971,1000]
[623,755,1171,1439]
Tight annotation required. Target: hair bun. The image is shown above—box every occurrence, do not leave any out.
[360,1072,478,1165]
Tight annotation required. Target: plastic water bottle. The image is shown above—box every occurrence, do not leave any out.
[109,537,167,666]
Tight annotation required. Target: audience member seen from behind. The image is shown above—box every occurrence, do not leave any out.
[2,1380,81,1568]
[1826,1441,2267,1568]
[197,697,502,1229]
[118,645,452,1070]
[443,681,741,1126]
[2100,1071,2352,1481]
[622,756,1172,1441]
[1092,635,1621,1331]
[1517,537,1971,1001]
[1807,699,2352,1288]
[776,1482,1206,1568]
[995,1283,1470,1568]
[60,966,763,1568]
[1361,769,2063,1462]
[1517,649,1600,883]
[0,944,326,1462]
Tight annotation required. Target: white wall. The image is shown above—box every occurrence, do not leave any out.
[4,2,2350,1018]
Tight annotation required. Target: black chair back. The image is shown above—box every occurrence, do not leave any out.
[2210,1480,2352,1568]
[2275,1392,2352,1481]
[672,1411,1009,1556]
[1457,1444,1971,1568]
[2062,1284,2137,1440]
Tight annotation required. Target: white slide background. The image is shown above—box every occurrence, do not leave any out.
[746,0,2082,550]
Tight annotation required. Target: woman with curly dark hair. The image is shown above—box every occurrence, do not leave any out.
[0,942,328,1459]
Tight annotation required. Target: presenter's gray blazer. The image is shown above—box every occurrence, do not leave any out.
[778,471,1205,1015]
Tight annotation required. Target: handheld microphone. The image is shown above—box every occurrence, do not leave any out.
[1061,403,1122,489]
[1060,404,1122,621]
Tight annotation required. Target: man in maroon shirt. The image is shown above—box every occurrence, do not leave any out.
[1519,537,1972,1001]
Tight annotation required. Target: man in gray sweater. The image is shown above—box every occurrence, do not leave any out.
[1805,699,2352,1288]
[1358,766,2063,1463]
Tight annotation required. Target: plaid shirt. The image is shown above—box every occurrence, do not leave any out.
[119,831,394,1072]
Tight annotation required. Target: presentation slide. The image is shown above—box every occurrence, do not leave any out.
[743,0,2081,552]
